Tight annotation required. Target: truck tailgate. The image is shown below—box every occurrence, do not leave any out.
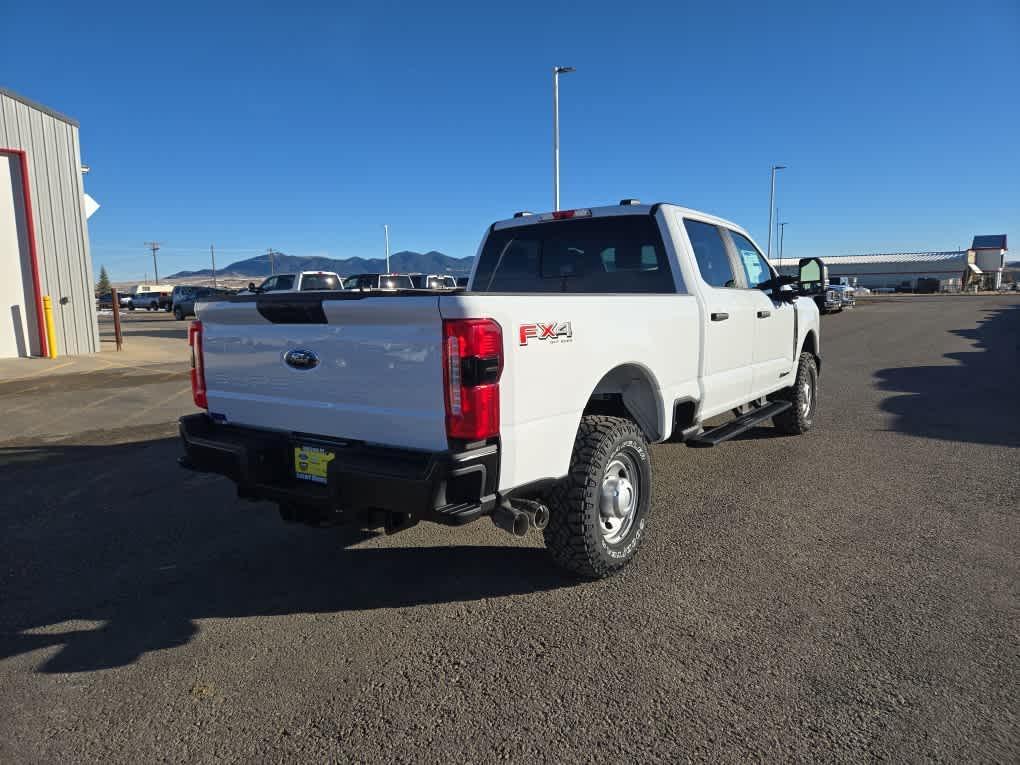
[197,295,448,451]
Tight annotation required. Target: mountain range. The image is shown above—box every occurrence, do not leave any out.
[168,250,475,279]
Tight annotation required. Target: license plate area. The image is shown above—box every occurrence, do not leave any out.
[293,445,335,484]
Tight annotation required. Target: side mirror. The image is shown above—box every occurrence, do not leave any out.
[247,282,257,292]
[797,257,826,295]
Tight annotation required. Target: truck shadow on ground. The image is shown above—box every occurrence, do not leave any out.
[0,439,569,674]
[873,303,1020,448]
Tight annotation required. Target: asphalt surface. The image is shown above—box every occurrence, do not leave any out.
[1,296,1017,762]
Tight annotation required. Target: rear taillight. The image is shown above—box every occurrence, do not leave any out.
[188,320,208,409]
[442,318,503,441]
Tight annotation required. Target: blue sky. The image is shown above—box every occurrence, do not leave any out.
[3,0,1018,279]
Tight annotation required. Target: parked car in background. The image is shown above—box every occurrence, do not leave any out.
[343,273,415,290]
[95,293,132,311]
[172,286,237,320]
[241,271,344,294]
[828,283,855,308]
[408,273,458,289]
[130,291,172,311]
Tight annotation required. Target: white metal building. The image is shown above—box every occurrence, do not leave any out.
[774,235,1008,291]
[0,88,98,358]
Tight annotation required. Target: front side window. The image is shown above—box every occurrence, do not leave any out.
[258,277,278,291]
[473,215,677,293]
[275,275,295,290]
[683,219,736,288]
[728,230,774,289]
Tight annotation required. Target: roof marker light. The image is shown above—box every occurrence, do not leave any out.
[619,198,641,206]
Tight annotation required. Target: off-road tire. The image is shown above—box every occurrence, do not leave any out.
[173,307,184,320]
[772,352,817,435]
[544,415,651,579]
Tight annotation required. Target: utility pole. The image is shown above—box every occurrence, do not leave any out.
[210,244,217,287]
[552,65,576,211]
[144,241,161,283]
[766,165,786,260]
[266,248,277,275]
[384,224,390,273]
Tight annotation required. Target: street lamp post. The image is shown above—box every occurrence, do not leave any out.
[553,66,575,211]
[766,164,786,260]
[384,224,390,273]
[779,221,788,268]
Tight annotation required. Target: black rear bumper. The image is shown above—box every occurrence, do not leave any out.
[178,413,498,525]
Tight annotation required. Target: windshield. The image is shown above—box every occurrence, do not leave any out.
[472,215,676,293]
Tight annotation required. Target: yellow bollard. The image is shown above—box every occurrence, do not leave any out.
[43,295,58,359]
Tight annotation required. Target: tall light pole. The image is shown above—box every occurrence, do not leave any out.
[779,221,788,268]
[766,164,786,259]
[210,244,217,287]
[383,224,390,273]
[553,65,575,211]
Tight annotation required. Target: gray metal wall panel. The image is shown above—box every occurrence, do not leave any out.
[0,92,97,355]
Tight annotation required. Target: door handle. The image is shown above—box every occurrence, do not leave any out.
[757,310,771,318]
[711,312,729,321]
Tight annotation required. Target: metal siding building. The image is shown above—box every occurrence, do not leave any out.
[773,236,1007,290]
[0,88,98,357]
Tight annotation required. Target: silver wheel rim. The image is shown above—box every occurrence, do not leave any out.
[599,454,639,544]
[800,373,814,419]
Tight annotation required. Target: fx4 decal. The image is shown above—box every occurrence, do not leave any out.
[519,321,573,346]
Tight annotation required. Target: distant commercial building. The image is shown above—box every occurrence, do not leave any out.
[774,235,1008,291]
[1,88,98,358]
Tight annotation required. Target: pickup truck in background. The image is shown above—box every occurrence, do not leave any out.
[179,201,823,578]
[242,271,344,294]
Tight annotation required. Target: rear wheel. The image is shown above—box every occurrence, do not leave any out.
[173,306,184,320]
[772,352,817,434]
[544,415,651,579]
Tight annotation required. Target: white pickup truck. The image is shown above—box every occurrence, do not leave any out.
[242,271,344,294]
[179,201,823,578]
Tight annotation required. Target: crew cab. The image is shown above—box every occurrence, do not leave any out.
[242,271,344,294]
[179,201,823,578]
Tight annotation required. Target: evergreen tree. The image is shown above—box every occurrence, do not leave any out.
[96,265,111,295]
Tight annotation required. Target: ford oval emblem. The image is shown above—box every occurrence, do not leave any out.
[284,349,320,370]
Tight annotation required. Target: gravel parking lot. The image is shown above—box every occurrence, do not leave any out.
[1,296,1017,762]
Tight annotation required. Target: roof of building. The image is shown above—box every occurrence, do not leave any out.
[808,251,966,266]
[0,87,79,127]
[971,235,1007,250]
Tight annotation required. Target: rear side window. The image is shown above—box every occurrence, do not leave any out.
[380,275,413,289]
[683,220,736,288]
[472,216,677,293]
[300,274,341,290]
[276,275,295,290]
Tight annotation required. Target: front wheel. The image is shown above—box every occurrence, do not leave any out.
[772,352,818,435]
[173,307,184,320]
[544,415,652,579]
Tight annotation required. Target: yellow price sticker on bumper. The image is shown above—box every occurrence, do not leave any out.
[294,446,335,484]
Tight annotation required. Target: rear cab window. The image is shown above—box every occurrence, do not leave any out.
[300,274,341,291]
[472,215,678,293]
